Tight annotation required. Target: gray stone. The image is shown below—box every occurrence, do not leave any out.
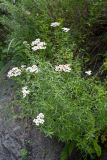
[26,127,63,160]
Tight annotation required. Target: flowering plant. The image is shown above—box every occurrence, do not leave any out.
[6,17,107,158]
[8,57,107,158]
[2,1,107,159]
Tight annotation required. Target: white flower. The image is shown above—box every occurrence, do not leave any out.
[37,42,46,48]
[32,46,39,51]
[22,86,30,98]
[39,119,45,124]
[23,41,30,47]
[62,27,70,32]
[32,46,45,51]
[85,70,92,75]
[33,113,45,126]
[55,64,71,72]
[26,65,39,73]
[50,22,60,27]
[31,39,46,51]
[7,67,21,78]
[33,119,40,126]
[23,41,28,45]
[31,39,40,46]
[25,10,31,15]
[21,65,26,68]
[37,113,44,119]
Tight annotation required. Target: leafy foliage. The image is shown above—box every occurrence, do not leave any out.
[60,142,73,160]
[11,32,107,158]
[1,0,107,70]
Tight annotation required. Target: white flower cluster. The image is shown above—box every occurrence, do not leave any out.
[62,27,70,32]
[26,65,39,73]
[7,67,21,78]
[33,113,45,126]
[50,22,60,27]
[22,86,30,98]
[55,64,71,72]
[31,38,46,51]
[85,70,92,75]
[7,65,39,78]
[50,22,70,32]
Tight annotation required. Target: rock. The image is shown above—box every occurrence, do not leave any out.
[27,128,63,160]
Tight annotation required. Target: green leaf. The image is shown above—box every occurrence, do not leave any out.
[60,142,73,160]
[93,140,101,157]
